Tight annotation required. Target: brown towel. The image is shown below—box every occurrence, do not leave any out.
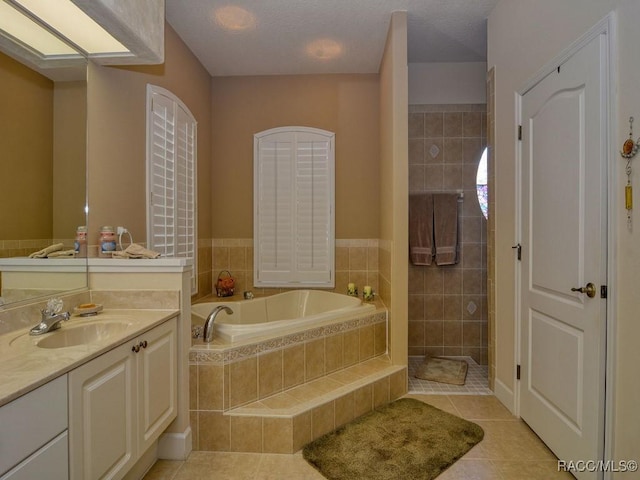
[433,193,459,265]
[409,194,434,265]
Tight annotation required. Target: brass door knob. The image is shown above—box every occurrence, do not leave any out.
[571,282,596,298]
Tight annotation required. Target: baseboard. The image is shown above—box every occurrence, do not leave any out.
[493,377,516,415]
[157,426,192,460]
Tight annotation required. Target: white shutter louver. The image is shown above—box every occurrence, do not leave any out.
[254,127,335,287]
[147,85,198,293]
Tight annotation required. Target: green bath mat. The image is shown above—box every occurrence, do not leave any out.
[303,398,484,480]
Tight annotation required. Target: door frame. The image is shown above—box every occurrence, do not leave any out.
[514,13,617,476]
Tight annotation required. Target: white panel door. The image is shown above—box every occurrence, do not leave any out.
[519,33,607,478]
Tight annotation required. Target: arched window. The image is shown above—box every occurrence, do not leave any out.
[254,127,335,288]
[476,147,488,219]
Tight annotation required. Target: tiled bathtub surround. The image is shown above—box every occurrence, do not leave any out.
[408,105,488,365]
[188,308,405,452]
[205,238,380,299]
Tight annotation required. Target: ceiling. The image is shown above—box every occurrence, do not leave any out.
[165,0,499,77]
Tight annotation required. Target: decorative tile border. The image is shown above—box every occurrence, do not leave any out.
[190,310,387,366]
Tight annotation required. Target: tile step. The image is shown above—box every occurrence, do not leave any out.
[228,355,406,419]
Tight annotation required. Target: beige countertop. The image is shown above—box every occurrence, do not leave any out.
[0,308,179,407]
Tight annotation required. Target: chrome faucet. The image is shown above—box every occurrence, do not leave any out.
[30,310,71,335]
[202,305,233,343]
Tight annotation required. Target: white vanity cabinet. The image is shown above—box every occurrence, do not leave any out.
[0,376,68,480]
[68,317,177,480]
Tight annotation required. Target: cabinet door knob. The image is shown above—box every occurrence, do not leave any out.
[132,344,140,353]
[140,340,148,349]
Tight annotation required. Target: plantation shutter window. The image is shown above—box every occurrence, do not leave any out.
[254,127,335,287]
[146,84,198,293]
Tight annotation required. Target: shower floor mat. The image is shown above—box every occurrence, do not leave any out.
[408,356,492,395]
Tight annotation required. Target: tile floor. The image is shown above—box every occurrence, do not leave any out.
[408,356,492,395]
[143,395,573,480]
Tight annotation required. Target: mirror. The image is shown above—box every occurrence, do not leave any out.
[0,34,88,306]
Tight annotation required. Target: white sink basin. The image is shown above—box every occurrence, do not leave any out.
[35,321,134,349]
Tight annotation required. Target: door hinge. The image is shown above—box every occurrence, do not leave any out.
[512,243,522,261]
[516,364,521,380]
[518,125,522,140]
[601,285,608,299]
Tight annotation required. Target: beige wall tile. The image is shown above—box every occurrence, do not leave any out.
[198,364,224,411]
[359,325,374,360]
[199,411,230,451]
[373,377,389,408]
[292,411,312,452]
[230,416,262,452]
[425,113,443,137]
[408,294,424,320]
[343,329,359,367]
[409,138,425,165]
[425,321,444,346]
[334,392,355,428]
[408,320,425,347]
[374,321,386,356]
[408,112,424,138]
[425,138,443,164]
[367,246,378,271]
[312,402,335,439]
[324,334,344,373]
[335,246,349,271]
[213,246,230,270]
[389,369,407,400]
[229,357,258,408]
[354,384,373,418]
[305,338,325,381]
[263,417,293,454]
[349,247,367,270]
[463,112,482,137]
[443,295,462,320]
[228,246,246,270]
[282,344,305,390]
[443,112,463,136]
[443,321,462,347]
[258,350,283,399]
[190,365,198,410]
[190,411,199,451]
[443,138,463,164]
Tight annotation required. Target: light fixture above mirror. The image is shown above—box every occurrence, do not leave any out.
[0,0,164,70]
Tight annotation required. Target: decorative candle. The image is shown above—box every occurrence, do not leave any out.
[363,285,372,295]
[347,282,356,295]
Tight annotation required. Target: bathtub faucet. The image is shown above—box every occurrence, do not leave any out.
[202,306,233,343]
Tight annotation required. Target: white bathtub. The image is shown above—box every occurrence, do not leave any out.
[192,290,375,343]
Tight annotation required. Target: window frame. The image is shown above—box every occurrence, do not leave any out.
[145,84,198,293]
[253,126,335,288]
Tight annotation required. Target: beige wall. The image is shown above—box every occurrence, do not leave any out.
[489,0,639,464]
[0,52,53,240]
[379,11,409,365]
[87,24,212,246]
[210,74,380,239]
[53,81,87,239]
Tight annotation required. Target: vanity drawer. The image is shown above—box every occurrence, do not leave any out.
[0,375,68,476]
